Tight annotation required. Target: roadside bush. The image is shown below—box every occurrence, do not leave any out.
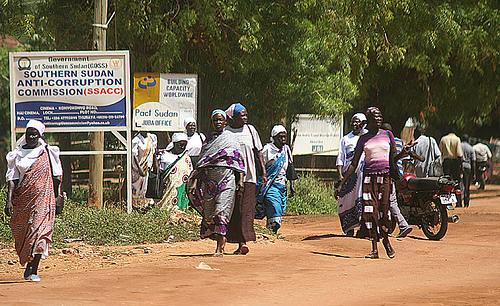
[286,173,337,215]
[0,187,199,246]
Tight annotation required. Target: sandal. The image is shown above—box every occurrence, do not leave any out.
[365,251,379,259]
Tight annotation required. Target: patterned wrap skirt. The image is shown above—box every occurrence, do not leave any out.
[357,173,392,242]
[10,151,55,266]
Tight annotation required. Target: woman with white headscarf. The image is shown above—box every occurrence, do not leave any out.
[183,117,205,166]
[255,125,297,233]
[335,113,367,236]
[5,120,62,282]
[157,132,193,211]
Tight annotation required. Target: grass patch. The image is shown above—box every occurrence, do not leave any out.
[286,173,337,215]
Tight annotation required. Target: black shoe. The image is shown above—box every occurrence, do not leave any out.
[365,251,379,259]
[384,243,395,259]
[346,230,354,237]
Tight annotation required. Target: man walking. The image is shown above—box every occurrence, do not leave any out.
[473,141,493,190]
[461,134,475,207]
[439,131,463,206]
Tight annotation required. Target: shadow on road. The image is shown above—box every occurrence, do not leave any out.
[0,280,27,284]
[170,253,215,258]
[311,251,354,259]
[302,233,362,241]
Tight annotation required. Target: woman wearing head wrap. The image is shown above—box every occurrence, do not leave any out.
[132,131,158,209]
[255,125,297,233]
[335,113,367,236]
[5,120,63,282]
[183,117,206,165]
[157,132,193,211]
[336,107,414,259]
[187,110,245,256]
[224,103,267,254]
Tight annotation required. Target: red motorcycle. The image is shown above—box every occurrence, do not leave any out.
[391,173,461,240]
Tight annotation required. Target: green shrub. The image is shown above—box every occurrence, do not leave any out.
[0,187,199,246]
[286,173,337,215]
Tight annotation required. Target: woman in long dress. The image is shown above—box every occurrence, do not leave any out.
[224,103,267,255]
[5,120,62,282]
[256,125,297,233]
[335,113,367,236]
[157,132,193,211]
[336,107,412,259]
[132,131,158,208]
[187,110,245,256]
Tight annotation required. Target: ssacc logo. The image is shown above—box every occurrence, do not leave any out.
[138,75,157,89]
[18,57,31,71]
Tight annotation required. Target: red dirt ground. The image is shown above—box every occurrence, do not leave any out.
[1,185,499,305]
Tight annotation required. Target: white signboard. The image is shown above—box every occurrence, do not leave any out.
[133,73,197,131]
[292,114,343,156]
[10,51,130,130]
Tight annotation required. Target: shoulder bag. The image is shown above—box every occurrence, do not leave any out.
[426,136,444,177]
[248,124,264,176]
[285,146,298,181]
[46,146,64,215]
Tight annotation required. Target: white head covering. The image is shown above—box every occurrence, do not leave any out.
[166,132,189,150]
[352,113,366,122]
[183,117,196,128]
[270,125,287,142]
[26,119,45,136]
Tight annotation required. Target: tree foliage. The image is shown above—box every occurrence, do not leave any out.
[2,0,499,138]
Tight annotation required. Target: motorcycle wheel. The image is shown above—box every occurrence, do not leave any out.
[421,198,448,240]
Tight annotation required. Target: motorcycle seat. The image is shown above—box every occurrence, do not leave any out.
[407,177,440,190]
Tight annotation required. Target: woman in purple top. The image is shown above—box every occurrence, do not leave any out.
[335,107,411,259]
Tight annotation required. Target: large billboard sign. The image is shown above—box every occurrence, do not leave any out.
[133,73,197,131]
[9,51,129,131]
[292,114,343,156]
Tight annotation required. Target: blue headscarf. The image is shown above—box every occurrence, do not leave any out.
[225,103,246,119]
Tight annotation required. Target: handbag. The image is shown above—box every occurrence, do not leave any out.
[285,147,298,181]
[248,124,264,176]
[145,167,164,199]
[46,146,64,215]
[425,136,444,177]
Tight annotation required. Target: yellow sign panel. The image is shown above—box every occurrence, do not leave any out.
[133,73,160,108]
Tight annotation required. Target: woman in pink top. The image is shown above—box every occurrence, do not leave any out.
[336,107,412,259]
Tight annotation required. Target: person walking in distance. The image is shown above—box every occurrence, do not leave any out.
[336,113,367,236]
[473,140,492,190]
[439,130,463,206]
[460,134,476,207]
[381,123,423,238]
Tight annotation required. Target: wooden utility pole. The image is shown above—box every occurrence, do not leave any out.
[88,0,107,208]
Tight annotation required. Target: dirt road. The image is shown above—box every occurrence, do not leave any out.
[1,186,499,305]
